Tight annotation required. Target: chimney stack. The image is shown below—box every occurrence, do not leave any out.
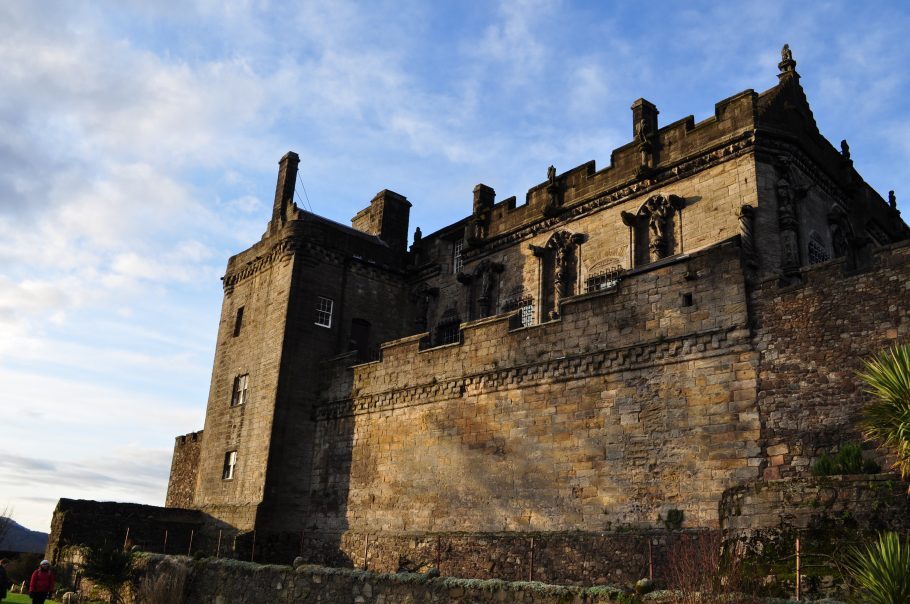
[269,151,300,234]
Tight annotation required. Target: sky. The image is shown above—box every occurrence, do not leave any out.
[2,1,910,533]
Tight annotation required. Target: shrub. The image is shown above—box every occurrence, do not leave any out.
[811,443,880,476]
[844,532,910,604]
[811,453,836,476]
[80,544,134,604]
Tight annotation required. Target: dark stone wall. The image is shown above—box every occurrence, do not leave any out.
[46,499,204,563]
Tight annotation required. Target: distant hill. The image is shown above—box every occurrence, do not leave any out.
[0,518,48,554]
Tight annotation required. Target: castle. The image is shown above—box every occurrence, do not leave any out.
[49,47,910,584]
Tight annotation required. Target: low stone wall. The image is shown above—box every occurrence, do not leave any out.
[132,555,631,604]
[720,473,910,532]
[242,529,699,586]
[719,474,910,600]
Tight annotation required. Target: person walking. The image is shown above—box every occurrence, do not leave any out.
[0,558,12,601]
[28,560,55,604]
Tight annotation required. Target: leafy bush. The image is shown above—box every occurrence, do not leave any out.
[844,531,910,604]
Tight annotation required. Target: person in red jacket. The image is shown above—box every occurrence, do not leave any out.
[29,559,55,604]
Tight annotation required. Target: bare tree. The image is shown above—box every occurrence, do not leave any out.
[0,506,14,548]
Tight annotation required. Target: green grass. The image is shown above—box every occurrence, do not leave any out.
[1,594,59,604]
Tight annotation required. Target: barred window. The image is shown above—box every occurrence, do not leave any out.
[808,235,829,265]
[315,296,334,328]
[222,450,237,480]
[585,266,624,293]
[437,323,460,345]
[502,296,535,328]
[452,239,464,275]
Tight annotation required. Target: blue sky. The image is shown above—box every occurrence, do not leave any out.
[2,1,909,533]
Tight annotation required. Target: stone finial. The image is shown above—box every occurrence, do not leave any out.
[840,139,851,160]
[889,190,897,210]
[778,43,798,78]
[547,165,556,184]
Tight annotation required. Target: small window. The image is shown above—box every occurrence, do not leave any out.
[231,374,249,406]
[808,234,829,265]
[233,307,244,337]
[681,292,693,307]
[222,450,237,480]
[315,296,334,328]
[452,239,464,275]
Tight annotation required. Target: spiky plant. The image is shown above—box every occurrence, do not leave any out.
[857,344,910,484]
[844,532,910,604]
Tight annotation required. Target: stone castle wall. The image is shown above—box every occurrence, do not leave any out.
[312,239,760,539]
[751,239,910,479]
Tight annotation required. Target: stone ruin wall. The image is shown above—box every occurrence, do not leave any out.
[165,430,202,508]
[312,239,760,540]
[46,499,204,564]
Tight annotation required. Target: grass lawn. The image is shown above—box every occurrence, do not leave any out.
[2,594,59,603]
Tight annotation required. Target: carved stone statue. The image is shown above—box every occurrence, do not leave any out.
[542,230,583,320]
[635,117,653,168]
[641,195,681,260]
[889,190,897,210]
[545,165,561,211]
[411,285,438,332]
[778,43,797,76]
[840,139,850,160]
[413,226,422,243]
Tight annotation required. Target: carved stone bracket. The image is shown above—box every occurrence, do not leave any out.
[737,205,758,271]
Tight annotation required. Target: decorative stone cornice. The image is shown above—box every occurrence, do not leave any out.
[222,237,300,293]
[314,325,749,420]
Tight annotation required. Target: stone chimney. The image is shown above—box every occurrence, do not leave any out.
[268,151,300,235]
[351,189,412,251]
[473,184,495,215]
[631,98,659,139]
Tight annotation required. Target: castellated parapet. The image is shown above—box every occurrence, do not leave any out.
[49,49,910,589]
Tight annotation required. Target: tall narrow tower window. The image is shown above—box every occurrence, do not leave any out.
[452,239,464,275]
[231,374,249,406]
[232,307,244,337]
[315,296,334,328]
[222,451,237,480]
